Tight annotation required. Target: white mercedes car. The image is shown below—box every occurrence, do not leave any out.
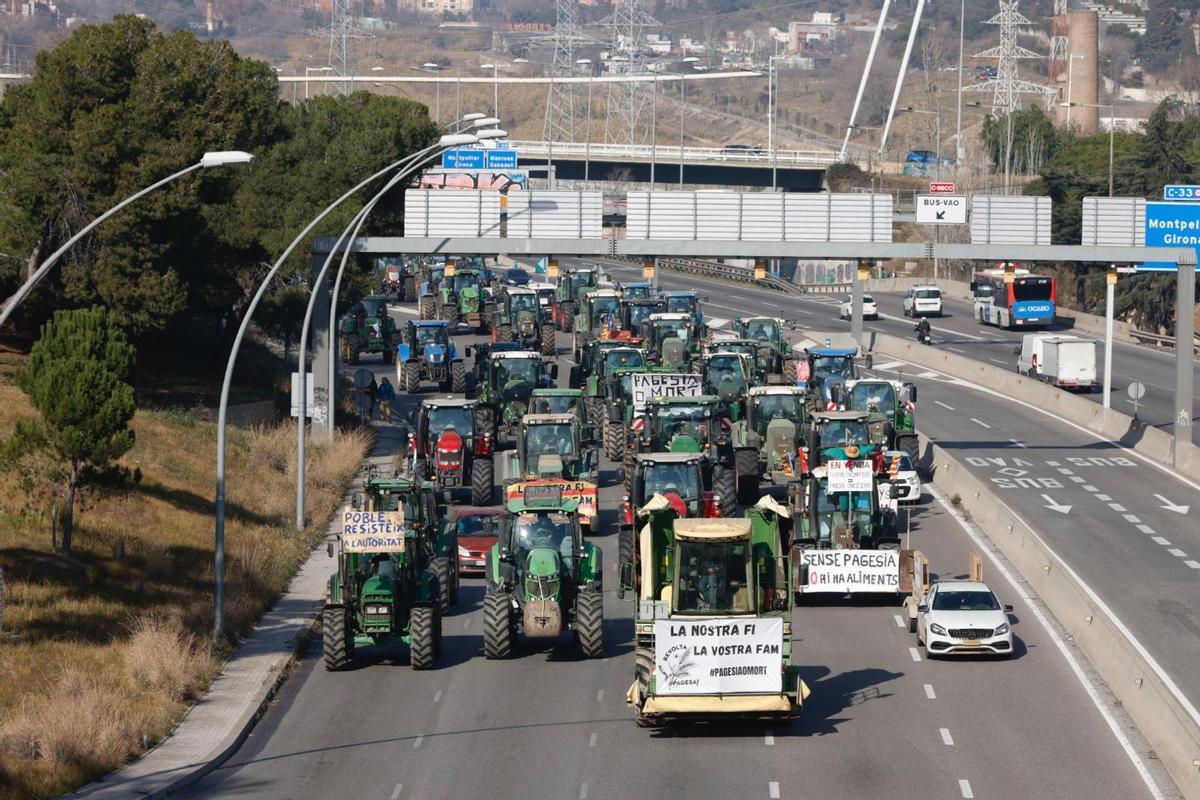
[916,580,1014,658]
[838,294,878,320]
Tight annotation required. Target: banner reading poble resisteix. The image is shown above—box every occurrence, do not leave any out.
[653,618,782,695]
[341,509,405,552]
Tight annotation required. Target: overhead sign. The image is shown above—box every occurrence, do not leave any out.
[653,618,782,695]
[1142,201,1200,271]
[1164,185,1200,201]
[1081,197,1145,247]
[928,182,956,194]
[970,196,1052,245]
[797,549,900,594]
[486,149,518,170]
[630,372,704,413]
[341,510,406,552]
[440,147,518,170]
[826,459,874,492]
[916,195,967,224]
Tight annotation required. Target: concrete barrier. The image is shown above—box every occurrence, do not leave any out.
[924,434,1200,800]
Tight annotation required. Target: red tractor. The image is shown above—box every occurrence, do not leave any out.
[407,397,495,506]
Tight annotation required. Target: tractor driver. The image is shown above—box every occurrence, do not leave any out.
[514,513,574,572]
[746,321,770,342]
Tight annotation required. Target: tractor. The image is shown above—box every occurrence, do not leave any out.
[662,291,705,330]
[340,295,396,365]
[581,344,645,427]
[600,364,684,464]
[617,297,664,342]
[571,288,622,360]
[645,313,698,370]
[620,452,721,538]
[706,336,768,384]
[846,378,919,460]
[697,350,753,422]
[530,282,558,325]
[407,397,494,506]
[438,265,493,334]
[467,347,558,446]
[396,320,466,394]
[505,413,599,484]
[619,281,656,300]
[554,265,601,331]
[728,386,810,503]
[800,347,871,411]
[733,316,797,383]
[494,286,555,356]
[619,496,806,726]
[528,388,589,431]
[417,260,447,320]
[483,482,604,659]
[323,473,454,671]
[378,257,406,300]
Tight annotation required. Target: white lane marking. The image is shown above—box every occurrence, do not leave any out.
[769,781,781,799]
[935,400,956,411]
[1186,561,1200,569]
[1009,438,1027,448]
[1137,524,1156,534]
[413,735,424,749]
[765,731,775,746]
[1046,460,1060,466]
[1168,549,1188,558]
[959,779,975,799]
[924,683,937,699]
[1056,467,1075,475]
[909,647,921,662]
[1152,536,1172,546]
[392,306,418,316]
[947,346,967,354]
[990,358,1007,365]
[1108,503,1127,512]
[596,688,605,702]
[433,689,442,703]
[873,360,904,370]
[796,308,813,316]
[1123,514,1141,524]
[1095,494,1112,501]
[463,618,471,629]
[893,614,906,628]
[918,371,940,378]
[391,783,404,799]
[589,732,598,747]
[970,417,992,429]
[1070,476,1087,483]
[1082,485,1099,492]
[940,728,955,746]
[579,783,589,800]
[928,482,1166,800]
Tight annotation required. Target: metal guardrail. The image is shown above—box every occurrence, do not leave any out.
[1130,328,1200,356]
[510,140,840,168]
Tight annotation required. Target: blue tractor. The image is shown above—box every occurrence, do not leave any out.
[397,320,467,394]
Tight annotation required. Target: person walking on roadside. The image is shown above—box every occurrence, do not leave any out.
[377,376,396,422]
[366,375,379,420]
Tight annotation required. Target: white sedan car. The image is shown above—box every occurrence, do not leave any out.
[884,450,921,503]
[916,580,1014,658]
[838,294,878,320]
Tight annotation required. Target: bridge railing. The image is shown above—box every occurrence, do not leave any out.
[509,140,841,167]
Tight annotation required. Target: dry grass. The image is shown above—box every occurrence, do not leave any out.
[0,348,371,800]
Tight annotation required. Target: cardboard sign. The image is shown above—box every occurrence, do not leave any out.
[505,480,598,521]
[630,373,704,413]
[798,549,900,594]
[653,618,783,695]
[826,459,874,492]
[341,510,405,553]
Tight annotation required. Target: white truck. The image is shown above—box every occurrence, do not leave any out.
[1015,334,1097,390]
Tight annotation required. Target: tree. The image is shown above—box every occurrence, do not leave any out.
[3,307,137,553]
[1137,0,1182,73]
[982,106,1058,175]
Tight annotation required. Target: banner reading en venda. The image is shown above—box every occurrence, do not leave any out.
[826,459,874,492]
[797,549,899,594]
[631,373,704,413]
[341,510,405,552]
[653,618,782,695]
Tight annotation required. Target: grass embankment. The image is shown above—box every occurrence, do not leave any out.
[0,349,371,800]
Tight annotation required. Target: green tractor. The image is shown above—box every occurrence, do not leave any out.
[483,482,604,659]
[467,346,558,446]
[599,364,684,464]
[620,452,722,537]
[697,350,753,422]
[619,495,806,726]
[645,313,698,370]
[728,386,810,503]
[846,378,919,460]
[504,413,599,483]
[554,265,601,331]
[438,265,493,334]
[494,286,555,356]
[571,288,622,361]
[528,388,590,432]
[733,316,797,383]
[580,344,645,427]
[339,295,396,365]
[323,473,456,671]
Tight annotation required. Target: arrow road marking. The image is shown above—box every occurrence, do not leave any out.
[1042,494,1072,514]
[1154,494,1190,515]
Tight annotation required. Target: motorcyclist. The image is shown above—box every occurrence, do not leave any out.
[915,317,931,341]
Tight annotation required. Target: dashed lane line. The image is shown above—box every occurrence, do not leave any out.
[934,400,956,411]
[909,647,922,662]
[959,779,975,799]
[1123,514,1141,524]
[1168,549,1188,558]
[391,783,403,799]
[969,418,992,429]
[433,690,442,703]
[596,689,604,702]
[589,732,597,747]
[1152,537,1172,546]
[893,614,906,628]
[1095,494,1112,501]
[1186,561,1200,570]
[1137,524,1156,534]
[769,781,781,799]
[940,728,955,746]
[579,783,589,799]
[413,735,424,749]
[924,684,937,700]
[1082,485,1099,493]
[946,347,967,354]
[765,731,775,746]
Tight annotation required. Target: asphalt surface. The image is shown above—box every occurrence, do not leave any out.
[176,303,1174,800]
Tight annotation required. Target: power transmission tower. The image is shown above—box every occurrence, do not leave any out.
[964,0,1056,114]
[1049,0,1069,69]
[600,0,663,145]
[543,0,585,144]
[322,0,374,97]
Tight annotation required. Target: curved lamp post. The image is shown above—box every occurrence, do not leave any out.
[0,151,254,329]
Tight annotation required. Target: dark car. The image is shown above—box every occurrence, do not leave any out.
[504,268,531,287]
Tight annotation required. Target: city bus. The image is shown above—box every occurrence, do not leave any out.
[970,267,1055,329]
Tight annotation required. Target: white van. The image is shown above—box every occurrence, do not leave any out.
[1015,334,1097,390]
[903,284,943,317]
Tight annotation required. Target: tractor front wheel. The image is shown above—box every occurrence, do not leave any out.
[410,605,437,670]
[633,647,655,727]
[575,591,604,659]
[540,325,556,356]
[898,433,919,462]
[402,362,421,394]
[322,605,354,671]
[714,466,737,517]
[483,591,514,659]
[471,457,495,506]
[735,449,760,505]
[431,557,453,615]
[450,361,467,394]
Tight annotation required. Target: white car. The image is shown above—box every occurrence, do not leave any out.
[838,294,878,320]
[903,284,943,317]
[916,580,1014,658]
[884,450,921,503]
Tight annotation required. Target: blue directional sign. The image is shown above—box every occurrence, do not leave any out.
[1141,201,1200,271]
[1164,184,1200,201]
[486,149,518,169]
[440,147,518,170]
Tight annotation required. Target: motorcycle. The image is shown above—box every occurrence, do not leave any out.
[915,323,932,345]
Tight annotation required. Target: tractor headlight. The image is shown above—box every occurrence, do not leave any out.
[366,604,390,616]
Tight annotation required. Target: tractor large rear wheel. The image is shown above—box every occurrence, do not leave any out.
[404,277,417,302]
[471,457,494,506]
[410,606,437,670]
[623,450,636,492]
[322,605,354,671]
[431,557,453,615]
[483,591,514,659]
[441,303,459,325]
[450,361,467,394]
[735,448,761,505]
[898,433,919,462]
[575,591,604,659]
[540,325,556,356]
[496,324,512,343]
[619,527,632,567]
[714,466,737,517]
[604,416,623,462]
[419,296,436,320]
[402,362,420,394]
[585,396,602,428]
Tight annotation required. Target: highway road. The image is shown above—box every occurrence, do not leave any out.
[176,313,1176,800]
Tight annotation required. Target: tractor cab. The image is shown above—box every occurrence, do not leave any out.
[401,320,452,357]
[699,351,751,418]
[340,294,397,365]
[646,313,696,369]
[530,282,557,317]
[619,297,665,341]
[529,388,584,419]
[512,413,598,482]
[573,339,631,388]
[574,288,622,351]
[734,316,793,381]
[409,397,494,506]
[470,349,558,444]
[620,281,656,300]
[641,396,723,454]
[803,347,866,408]
[846,378,918,459]
[806,411,884,473]
[663,291,704,328]
[623,452,719,532]
[397,321,464,393]
[790,467,898,550]
[554,267,601,330]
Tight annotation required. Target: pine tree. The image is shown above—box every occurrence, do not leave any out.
[4,307,136,553]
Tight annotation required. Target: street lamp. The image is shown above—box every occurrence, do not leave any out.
[680,57,699,187]
[411,63,443,122]
[0,151,254,329]
[481,62,499,118]
[577,58,594,184]
[305,65,332,99]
